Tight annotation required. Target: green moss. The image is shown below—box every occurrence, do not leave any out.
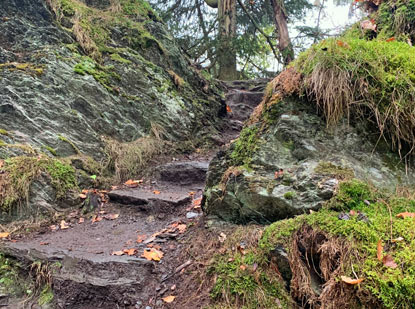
[110,53,131,64]
[44,146,57,156]
[0,140,5,147]
[38,285,54,305]
[0,254,29,297]
[209,227,292,308]
[58,135,81,154]
[0,129,9,136]
[283,191,295,200]
[314,161,355,179]
[230,126,260,166]
[0,156,78,212]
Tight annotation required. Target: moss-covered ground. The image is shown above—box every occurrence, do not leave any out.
[210,179,415,308]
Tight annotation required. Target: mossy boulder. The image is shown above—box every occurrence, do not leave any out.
[209,179,415,308]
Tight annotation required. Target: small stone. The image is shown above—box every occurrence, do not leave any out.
[145,306,152,309]
[186,212,199,219]
[338,212,350,220]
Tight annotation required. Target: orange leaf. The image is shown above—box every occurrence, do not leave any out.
[162,295,176,303]
[377,240,383,261]
[0,160,4,169]
[350,210,356,216]
[177,224,187,234]
[105,214,119,220]
[111,250,125,256]
[0,232,10,239]
[153,190,161,195]
[137,234,147,243]
[40,242,49,246]
[188,191,195,196]
[60,220,70,230]
[386,37,395,42]
[123,248,137,256]
[91,215,103,223]
[226,105,232,113]
[240,265,247,271]
[124,179,141,188]
[81,189,90,194]
[396,212,415,219]
[193,197,202,207]
[79,217,85,224]
[382,255,398,269]
[141,248,164,261]
[79,193,87,199]
[341,276,364,285]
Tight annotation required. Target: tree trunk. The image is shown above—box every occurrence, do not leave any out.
[217,0,238,80]
[270,0,294,66]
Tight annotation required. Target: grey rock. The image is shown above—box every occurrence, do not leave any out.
[186,211,199,219]
[203,96,415,223]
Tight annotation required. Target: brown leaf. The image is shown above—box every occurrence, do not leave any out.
[105,214,119,220]
[50,225,58,231]
[111,250,125,256]
[124,179,141,187]
[177,224,187,234]
[0,232,10,239]
[123,248,137,256]
[40,242,49,246]
[79,193,87,199]
[162,295,175,303]
[341,276,364,285]
[79,217,85,224]
[60,220,70,230]
[91,215,103,223]
[360,19,377,31]
[193,197,202,208]
[226,105,232,113]
[153,190,161,195]
[240,265,247,271]
[137,234,147,243]
[396,212,415,219]
[377,240,383,261]
[141,248,164,261]
[382,255,398,269]
[188,191,195,196]
[386,37,395,42]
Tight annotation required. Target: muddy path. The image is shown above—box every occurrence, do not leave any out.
[0,79,267,309]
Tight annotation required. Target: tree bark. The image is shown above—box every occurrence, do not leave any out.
[217,0,238,80]
[270,0,294,66]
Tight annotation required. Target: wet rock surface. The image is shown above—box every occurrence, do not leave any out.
[203,96,415,223]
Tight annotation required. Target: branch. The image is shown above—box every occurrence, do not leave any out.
[236,0,280,60]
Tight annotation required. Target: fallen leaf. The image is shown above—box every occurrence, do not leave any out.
[383,255,398,269]
[50,225,58,231]
[153,190,161,195]
[188,191,195,196]
[111,250,125,256]
[171,284,176,290]
[123,248,137,256]
[360,19,376,31]
[240,265,247,271]
[177,224,187,234]
[0,160,4,169]
[219,232,227,243]
[91,215,103,223]
[60,220,70,230]
[386,37,395,42]
[124,179,141,188]
[141,248,164,261]
[79,193,87,199]
[40,242,49,246]
[377,240,383,261]
[350,210,357,216]
[79,217,85,224]
[0,232,10,239]
[341,276,364,285]
[336,40,350,48]
[226,105,232,113]
[105,214,119,220]
[82,189,90,194]
[137,234,147,243]
[396,212,415,219]
[193,197,202,207]
[162,295,176,303]
[392,237,404,243]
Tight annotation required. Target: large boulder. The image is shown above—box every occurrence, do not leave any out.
[203,69,415,224]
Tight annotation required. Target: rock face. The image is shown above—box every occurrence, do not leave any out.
[0,0,224,160]
[203,93,415,224]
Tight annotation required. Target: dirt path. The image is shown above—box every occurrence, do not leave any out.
[0,80,267,309]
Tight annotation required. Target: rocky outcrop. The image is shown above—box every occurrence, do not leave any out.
[0,0,225,221]
[203,90,415,224]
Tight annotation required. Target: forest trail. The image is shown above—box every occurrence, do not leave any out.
[0,80,268,309]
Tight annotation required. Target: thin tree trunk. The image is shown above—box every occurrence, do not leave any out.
[217,0,238,80]
[270,0,294,66]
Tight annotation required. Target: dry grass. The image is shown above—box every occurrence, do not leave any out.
[103,123,168,182]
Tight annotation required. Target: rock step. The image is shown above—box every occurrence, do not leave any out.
[224,79,270,92]
[109,187,192,212]
[1,244,154,308]
[155,161,209,185]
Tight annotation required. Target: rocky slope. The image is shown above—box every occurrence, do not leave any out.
[0,0,225,221]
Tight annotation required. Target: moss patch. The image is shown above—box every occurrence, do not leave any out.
[314,161,355,179]
[230,126,260,166]
[0,155,78,212]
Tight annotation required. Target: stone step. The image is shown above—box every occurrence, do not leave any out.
[108,187,192,212]
[226,90,264,109]
[155,161,209,185]
[224,78,270,91]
